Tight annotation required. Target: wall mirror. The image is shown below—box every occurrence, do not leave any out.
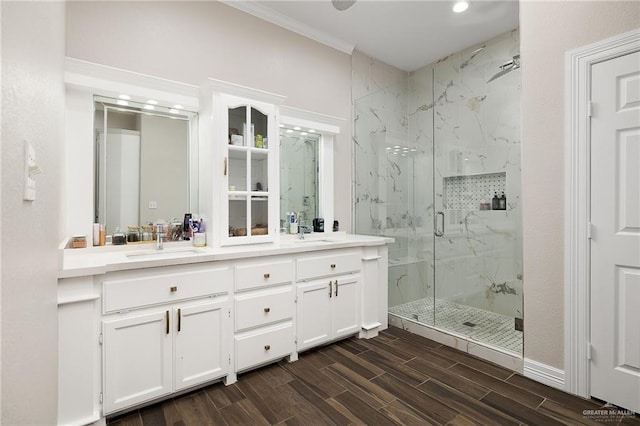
[279,106,344,234]
[94,96,198,235]
[279,126,320,228]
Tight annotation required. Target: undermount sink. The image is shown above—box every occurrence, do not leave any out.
[125,247,203,259]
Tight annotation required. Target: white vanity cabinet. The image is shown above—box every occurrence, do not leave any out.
[57,238,390,424]
[295,250,362,352]
[100,264,232,414]
[233,258,296,373]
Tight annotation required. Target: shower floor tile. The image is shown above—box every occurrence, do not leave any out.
[389,297,523,354]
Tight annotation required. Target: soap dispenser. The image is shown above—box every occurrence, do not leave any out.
[499,192,507,210]
[491,192,500,210]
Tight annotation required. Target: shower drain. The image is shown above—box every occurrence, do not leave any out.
[463,321,477,327]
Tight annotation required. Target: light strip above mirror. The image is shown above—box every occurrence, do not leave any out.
[95,95,197,121]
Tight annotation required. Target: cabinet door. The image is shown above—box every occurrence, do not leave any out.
[296,280,332,351]
[103,310,172,414]
[174,298,229,391]
[220,94,278,246]
[331,275,361,339]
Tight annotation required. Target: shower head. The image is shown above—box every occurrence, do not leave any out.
[487,54,520,83]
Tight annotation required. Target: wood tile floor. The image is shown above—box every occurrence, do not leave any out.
[109,326,640,425]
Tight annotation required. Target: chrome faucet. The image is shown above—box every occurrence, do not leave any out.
[155,223,165,250]
[298,220,305,240]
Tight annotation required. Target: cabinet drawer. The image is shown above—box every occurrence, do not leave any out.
[235,259,293,291]
[103,266,231,313]
[235,286,293,331]
[296,251,361,281]
[235,323,293,371]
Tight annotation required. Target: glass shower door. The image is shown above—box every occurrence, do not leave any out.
[432,40,523,354]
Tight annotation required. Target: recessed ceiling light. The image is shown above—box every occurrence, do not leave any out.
[410,148,417,152]
[117,100,128,106]
[453,1,469,13]
[169,109,180,114]
[394,145,400,148]
[118,94,130,100]
[332,0,356,11]
[385,147,392,150]
[401,154,407,157]
[279,124,285,128]
[173,104,184,109]
[147,100,158,105]
[309,129,316,133]
[301,132,308,136]
[144,105,155,110]
[286,129,293,133]
[293,126,301,131]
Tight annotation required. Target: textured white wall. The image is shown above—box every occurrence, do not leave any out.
[521,1,640,369]
[66,1,353,231]
[1,1,65,423]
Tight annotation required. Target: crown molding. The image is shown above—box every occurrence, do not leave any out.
[280,105,344,135]
[207,78,286,105]
[64,57,200,110]
[220,0,355,55]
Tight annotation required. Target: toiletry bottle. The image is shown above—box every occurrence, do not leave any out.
[99,224,106,246]
[93,223,100,246]
[491,192,499,210]
[499,192,507,210]
[290,213,298,234]
[112,227,126,245]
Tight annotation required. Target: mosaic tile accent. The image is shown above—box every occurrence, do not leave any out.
[389,297,522,354]
[443,172,506,210]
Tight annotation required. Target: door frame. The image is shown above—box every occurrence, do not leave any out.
[564,28,640,399]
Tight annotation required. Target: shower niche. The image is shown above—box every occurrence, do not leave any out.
[443,172,506,211]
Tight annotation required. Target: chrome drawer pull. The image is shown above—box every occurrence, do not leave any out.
[264,273,270,279]
[264,307,271,313]
[329,281,333,298]
[170,286,177,293]
[335,280,338,297]
[165,310,170,334]
[177,308,182,332]
[264,345,271,351]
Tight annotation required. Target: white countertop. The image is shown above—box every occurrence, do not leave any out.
[59,233,393,279]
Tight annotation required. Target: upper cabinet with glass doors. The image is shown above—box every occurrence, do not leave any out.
[208,79,285,246]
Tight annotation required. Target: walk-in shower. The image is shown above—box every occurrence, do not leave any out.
[354,30,523,356]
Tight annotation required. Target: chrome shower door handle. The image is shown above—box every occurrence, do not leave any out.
[434,211,445,237]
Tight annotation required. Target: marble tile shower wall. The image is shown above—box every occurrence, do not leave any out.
[353,29,522,319]
[352,51,434,309]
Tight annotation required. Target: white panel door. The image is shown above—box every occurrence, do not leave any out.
[174,298,229,391]
[590,50,640,413]
[103,310,172,414]
[103,129,140,234]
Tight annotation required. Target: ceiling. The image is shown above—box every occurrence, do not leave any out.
[222,0,520,72]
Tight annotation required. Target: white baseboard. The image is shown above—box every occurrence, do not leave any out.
[524,358,565,391]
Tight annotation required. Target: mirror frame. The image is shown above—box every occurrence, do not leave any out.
[280,106,344,235]
[64,57,201,243]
